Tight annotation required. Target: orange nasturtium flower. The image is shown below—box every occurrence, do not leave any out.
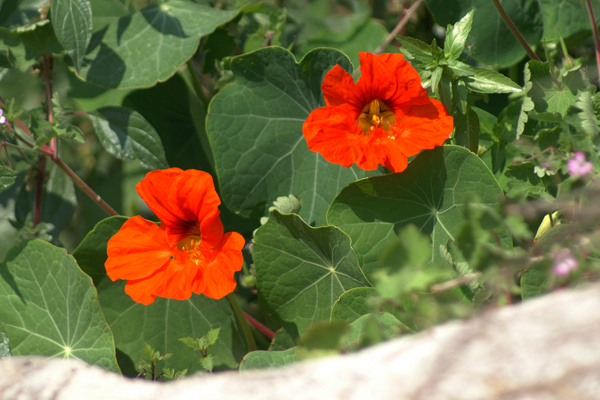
[105,168,244,305]
[303,52,454,172]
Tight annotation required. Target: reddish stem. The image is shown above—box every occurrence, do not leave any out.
[243,311,275,340]
[33,156,46,226]
[42,55,57,158]
[586,0,600,85]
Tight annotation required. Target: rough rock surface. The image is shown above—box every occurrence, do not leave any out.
[1,283,600,400]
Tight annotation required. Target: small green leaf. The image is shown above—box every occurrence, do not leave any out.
[460,65,522,94]
[253,211,370,338]
[397,36,435,63]
[444,10,474,60]
[268,328,295,351]
[199,354,214,372]
[526,61,588,117]
[0,166,16,191]
[0,240,119,372]
[575,91,599,136]
[88,106,168,170]
[204,328,221,347]
[51,0,93,71]
[239,348,298,370]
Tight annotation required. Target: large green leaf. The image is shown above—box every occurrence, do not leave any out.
[0,240,119,372]
[539,0,600,42]
[253,211,370,338]
[327,145,509,279]
[88,106,169,170]
[76,0,242,88]
[207,47,374,226]
[426,0,543,67]
[73,216,248,376]
[51,0,93,71]
[239,348,298,370]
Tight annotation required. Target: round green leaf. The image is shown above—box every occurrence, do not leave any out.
[88,106,169,170]
[239,348,298,370]
[330,287,376,323]
[0,240,119,372]
[253,211,370,338]
[206,46,375,226]
[327,145,509,280]
[76,0,241,88]
[73,216,248,376]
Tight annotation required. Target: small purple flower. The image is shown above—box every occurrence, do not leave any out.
[552,249,579,276]
[567,152,593,177]
[0,109,5,124]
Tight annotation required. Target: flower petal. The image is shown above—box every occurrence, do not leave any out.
[192,232,244,299]
[105,216,173,281]
[303,106,364,168]
[165,170,222,244]
[123,257,197,305]
[136,168,184,227]
[394,100,453,157]
[321,65,360,109]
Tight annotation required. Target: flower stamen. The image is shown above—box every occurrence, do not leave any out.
[357,99,396,133]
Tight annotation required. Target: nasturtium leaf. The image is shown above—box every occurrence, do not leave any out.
[0,166,15,191]
[268,328,295,351]
[0,327,10,358]
[426,0,543,67]
[73,215,127,287]
[327,146,509,280]
[88,106,168,170]
[51,0,93,72]
[298,17,388,69]
[207,47,374,226]
[123,73,214,172]
[539,0,600,42]
[73,216,247,376]
[253,211,370,338]
[331,287,375,323]
[0,240,119,372]
[239,348,298,370]
[344,312,404,347]
[76,0,243,88]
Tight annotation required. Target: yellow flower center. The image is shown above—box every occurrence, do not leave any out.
[177,235,212,265]
[357,99,396,133]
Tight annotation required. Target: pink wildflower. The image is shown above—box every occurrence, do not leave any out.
[567,152,593,177]
[552,249,578,276]
[0,110,5,124]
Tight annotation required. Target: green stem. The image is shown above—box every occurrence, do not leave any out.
[186,60,209,109]
[227,293,257,352]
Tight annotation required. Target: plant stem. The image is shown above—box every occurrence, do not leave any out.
[52,157,119,216]
[243,311,275,340]
[33,156,46,226]
[42,55,57,158]
[186,60,209,109]
[491,0,540,62]
[586,0,600,85]
[226,293,257,352]
[374,0,424,54]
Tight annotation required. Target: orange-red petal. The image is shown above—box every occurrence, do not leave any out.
[192,232,245,299]
[322,65,359,109]
[136,168,184,228]
[394,100,453,158]
[123,257,197,305]
[105,216,173,281]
